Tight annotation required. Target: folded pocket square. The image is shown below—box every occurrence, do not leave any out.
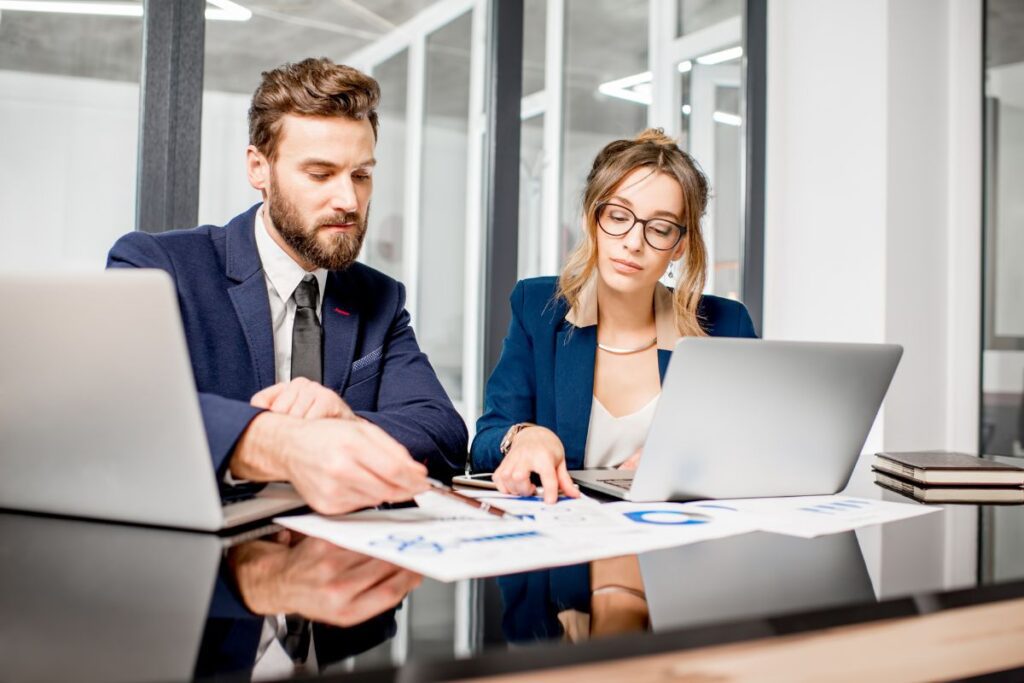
[351,345,384,373]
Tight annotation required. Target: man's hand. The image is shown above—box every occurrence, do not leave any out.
[230,535,422,627]
[251,377,356,420]
[230,413,429,515]
[492,425,580,504]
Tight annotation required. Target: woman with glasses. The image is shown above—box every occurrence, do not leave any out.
[470,129,757,503]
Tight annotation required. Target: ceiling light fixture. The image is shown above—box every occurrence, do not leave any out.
[696,46,743,65]
[712,111,742,126]
[206,0,250,21]
[0,1,140,16]
[677,60,692,73]
[597,70,653,105]
[0,0,251,21]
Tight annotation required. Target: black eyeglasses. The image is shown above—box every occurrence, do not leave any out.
[595,203,687,251]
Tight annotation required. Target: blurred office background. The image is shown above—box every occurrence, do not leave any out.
[0,0,1022,659]
[0,0,755,423]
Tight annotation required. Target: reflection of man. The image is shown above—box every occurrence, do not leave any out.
[108,58,467,513]
[198,531,420,678]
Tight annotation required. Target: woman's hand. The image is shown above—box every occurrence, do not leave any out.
[617,448,642,471]
[493,426,580,504]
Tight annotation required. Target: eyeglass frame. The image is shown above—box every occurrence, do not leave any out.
[594,202,687,251]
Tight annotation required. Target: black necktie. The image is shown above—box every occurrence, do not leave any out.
[282,614,312,664]
[283,277,321,666]
[291,277,322,383]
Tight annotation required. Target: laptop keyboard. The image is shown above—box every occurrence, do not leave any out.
[598,478,634,491]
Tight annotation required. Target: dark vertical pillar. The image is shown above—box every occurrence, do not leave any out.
[136,0,206,233]
[742,0,767,336]
[482,0,524,383]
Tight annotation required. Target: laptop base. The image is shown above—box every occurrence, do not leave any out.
[569,469,636,500]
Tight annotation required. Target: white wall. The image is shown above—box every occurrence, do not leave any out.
[765,0,981,592]
[0,71,139,270]
[197,90,260,227]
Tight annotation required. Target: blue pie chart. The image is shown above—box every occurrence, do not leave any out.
[623,510,708,525]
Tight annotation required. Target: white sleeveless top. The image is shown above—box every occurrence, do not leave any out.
[583,393,660,468]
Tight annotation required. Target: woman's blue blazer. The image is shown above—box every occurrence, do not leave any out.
[470,276,757,472]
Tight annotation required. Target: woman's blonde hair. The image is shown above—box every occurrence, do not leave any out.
[556,128,710,337]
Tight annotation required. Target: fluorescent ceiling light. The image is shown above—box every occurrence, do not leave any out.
[520,90,546,121]
[696,46,743,65]
[712,111,742,126]
[677,60,692,73]
[205,1,251,21]
[0,1,141,15]
[598,70,653,106]
[0,0,251,21]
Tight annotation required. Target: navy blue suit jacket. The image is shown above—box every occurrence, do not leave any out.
[471,276,757,471]
[107,204,467,480]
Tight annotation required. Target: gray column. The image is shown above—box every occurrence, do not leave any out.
[481,0,524,384]
[742,0,767,336]
[136,0,206,233]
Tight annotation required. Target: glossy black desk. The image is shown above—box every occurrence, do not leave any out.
[2,480,1023,683]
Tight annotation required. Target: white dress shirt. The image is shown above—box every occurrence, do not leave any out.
[583,394,660,468]
[253,204,328,384]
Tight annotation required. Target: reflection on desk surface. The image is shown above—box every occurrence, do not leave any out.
[0,513,221,682]
[641,531,874,631]
[0,497,1015,682]
[0,513,400,682]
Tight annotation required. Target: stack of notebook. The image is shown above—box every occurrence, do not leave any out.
[873,451,1024,503]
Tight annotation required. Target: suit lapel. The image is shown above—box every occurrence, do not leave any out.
[553,323,596,469]
[322,270,360,392]
[225,205,276,390]
[657,349,671,383]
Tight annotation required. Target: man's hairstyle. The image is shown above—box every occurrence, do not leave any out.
[248,57,380,159]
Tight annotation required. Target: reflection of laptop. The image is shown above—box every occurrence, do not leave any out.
[639,531,876,631]
[570,338,902,501]
[0,512,247,682]
[0,271,305,530]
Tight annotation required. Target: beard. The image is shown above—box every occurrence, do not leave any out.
[267,181,369,271]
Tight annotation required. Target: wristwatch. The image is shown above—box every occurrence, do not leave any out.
[499,422,534,456]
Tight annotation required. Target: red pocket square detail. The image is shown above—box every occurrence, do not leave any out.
[334,307,351,316]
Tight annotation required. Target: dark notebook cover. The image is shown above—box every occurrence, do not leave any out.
[874,451,1024,486]
[875,472,1024,504]
[876,451,1024,471]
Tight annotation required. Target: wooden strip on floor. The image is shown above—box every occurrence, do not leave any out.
[460,596,1024,683]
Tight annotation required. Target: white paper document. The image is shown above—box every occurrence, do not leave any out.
[276,492,757,582]
[275,492,938,581]
[687,495,940,538]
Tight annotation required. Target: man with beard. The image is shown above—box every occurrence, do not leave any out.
[107,58,467,515]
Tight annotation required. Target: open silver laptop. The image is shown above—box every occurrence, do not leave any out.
[570,338,902,501]
[0,270,305,531]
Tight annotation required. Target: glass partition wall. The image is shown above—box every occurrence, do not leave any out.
[346,0,487,422]
[0,5,143,269]
[982,0,1024,582]
[513,0,748,295]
